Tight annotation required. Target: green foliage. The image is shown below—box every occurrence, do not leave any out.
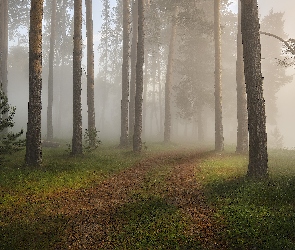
[83,128,101,151]
[0,90,25,159]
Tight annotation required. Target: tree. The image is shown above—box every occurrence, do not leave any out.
[260,10,292,125]
[85,0,96,147]
[46,0,56,141]
[0,0,8,94]
[163,7,178,143]
[120,0,130,147]
[214,0,224,151]
[129,0,138,142]
[133,0,144,152]
[26,0,44,166]
[0,90,24,159]
[72,0,82,155]
[241,0,268,178]
[236,0,248,153]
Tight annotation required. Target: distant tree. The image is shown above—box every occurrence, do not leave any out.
[85,0,96,147]
[260,10,293,125]
[214,0,224,152]
[120,0,130,147]
[133,0,144,152]
[72,0,83,155]
[236,0,248,153]
[241,0,268,178]
[46,0,56,141]
[26,0,44,166]
[163,6,178,143]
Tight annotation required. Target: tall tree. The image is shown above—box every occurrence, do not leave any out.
[214,0,224,151]
[0,0,8,94]
[26,0,44,166]
[129,0,138,142]
[163,7,178,143]
[85,0,96,147]
[120,0,130,147]
[46,0,56,141]
[241,0,268,178]
[236,0,248,153]
[133,0,144,152]
[72,0,82,155]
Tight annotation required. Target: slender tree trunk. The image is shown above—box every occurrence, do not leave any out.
[129,0,138,142]
[236,0,248,153]
[86,0,96,147]
[120,0,130,147]
[133,0,144,152]
[0,0,8,94]
[164,7,177,143]
[214,0,224,151]
[72,0,83,155]
[26,0,44,166]
[241,0,268,178]
[197,103,204,144]
[47,0,56,141]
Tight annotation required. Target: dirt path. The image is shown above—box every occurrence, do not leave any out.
[53,150,223,249]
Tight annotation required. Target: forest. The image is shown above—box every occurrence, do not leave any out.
[1,0,295,249]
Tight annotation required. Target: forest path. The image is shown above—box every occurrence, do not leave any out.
[54,150,224,249]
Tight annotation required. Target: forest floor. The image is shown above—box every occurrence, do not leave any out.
[1,145,295,249]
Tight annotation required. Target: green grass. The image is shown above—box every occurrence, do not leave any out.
[197,150,295,249]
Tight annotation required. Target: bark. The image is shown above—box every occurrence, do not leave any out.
[0,0,8,94]
[164,7,177,143]
[72,0,83,155]
[214,0,224,151]
[129,0,138,142]
[120,0,130,147]
[46,0,56,141]
[133,0,144,152]
[236,0,248,153]
[241,0,268,178]
[86,0,96,147]
[26,0,44,166]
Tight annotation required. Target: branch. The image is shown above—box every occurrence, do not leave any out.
[260,31,295,55]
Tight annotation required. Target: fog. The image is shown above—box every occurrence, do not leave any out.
[5,0,295,148]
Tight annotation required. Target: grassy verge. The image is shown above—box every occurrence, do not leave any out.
[197,150,295,249]
[0,145,143,249]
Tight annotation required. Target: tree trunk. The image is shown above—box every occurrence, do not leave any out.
[129,0,138,142]
[47,0,56,141]
[72,0,83,155]
[120,0,130,147]
[164,7,177,143]
[236,0,248,153]
[0,0,8,94]
[241,0,268,178]
[86,0,96,147]
[26,0,44,166]
[214,0,224,151]
[133,0,144,152]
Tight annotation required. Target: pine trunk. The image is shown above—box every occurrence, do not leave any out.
[129,0,138,142]
[120,0,130,147]
[164,7,177,143]
[86,0,96,147]
[0,0,8,94]
[47,0,56,141]
[241,0,268,178]
[214,0,224,151]
[72,0,83,155]
[26,0,44,166]
[133,0,144,152]
[236,0,248,153]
